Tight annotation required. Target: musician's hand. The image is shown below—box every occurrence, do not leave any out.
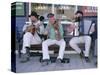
[36,24,40,28]
[67,24,76,33]
[31,27,36,35]
[44,31,48,35]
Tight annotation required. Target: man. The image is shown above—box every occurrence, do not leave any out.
[69,11,91,63]
[42,13,66,65]
[22,11,44,44]
[21,25,36,63]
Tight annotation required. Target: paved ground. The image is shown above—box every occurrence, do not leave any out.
[16,54,97,73]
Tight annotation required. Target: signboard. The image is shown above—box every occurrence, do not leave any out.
[11,2,25,16]
[81,6,97,16]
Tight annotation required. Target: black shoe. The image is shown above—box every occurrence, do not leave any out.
[84,57,90,63]
[80,51,84,58]
[95,61,97,66]
[56,58,63,66]
[20,53,30,63]
[56,58,62,63]
[42,59,51,66]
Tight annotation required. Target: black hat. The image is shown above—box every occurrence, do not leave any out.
[29,11,39,18]
[75,10,83,16]
[39,16,45,21]
[47,13,54,18]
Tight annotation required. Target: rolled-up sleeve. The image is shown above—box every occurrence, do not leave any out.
[59,24,64,38]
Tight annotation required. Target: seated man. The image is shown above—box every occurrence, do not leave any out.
[21,25,39,63]
[22,11,44,42]
[69,11,91,63]
[42,13,66,65]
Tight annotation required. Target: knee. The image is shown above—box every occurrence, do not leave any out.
[42,40,47,46]
[86,36,91,41]
[69,39,74,46]
[62,40,66,46]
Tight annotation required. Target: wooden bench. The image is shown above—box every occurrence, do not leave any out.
[29,37,85,63]
[30,43,85,54]
[18,35,86,63]
[30,36,85,54]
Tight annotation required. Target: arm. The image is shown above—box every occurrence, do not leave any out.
[59,24,64,38]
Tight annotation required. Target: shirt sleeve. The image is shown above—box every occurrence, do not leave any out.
[22,24,28,32]
[35,21,41,28]
[59,23,64,38]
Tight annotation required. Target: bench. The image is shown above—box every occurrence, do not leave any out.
[29,36,85,63]
[30,36,85,54]
[30,43,85,54]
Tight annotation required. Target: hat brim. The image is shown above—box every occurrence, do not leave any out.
[28,15,39,17]
[28,15,31,17]
[47,14,54,18]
